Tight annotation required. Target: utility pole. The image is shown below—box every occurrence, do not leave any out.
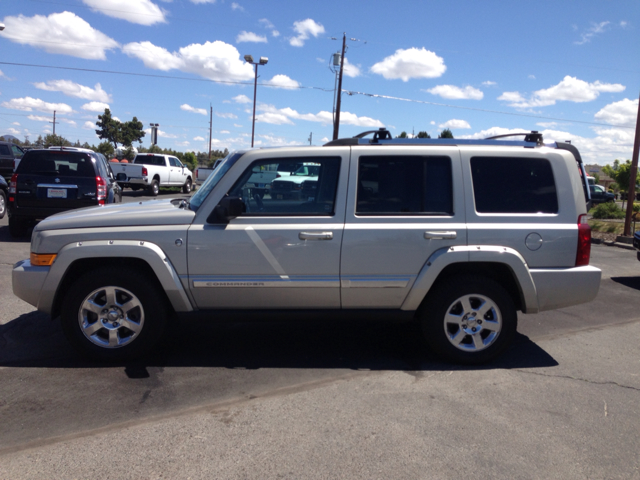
[308,132,313,145]
[50,110,59,135]
[623,89,640,236]
[332,33,346,141]
[209,105,213,162]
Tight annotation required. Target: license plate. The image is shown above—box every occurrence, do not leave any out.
[47,188,67,198]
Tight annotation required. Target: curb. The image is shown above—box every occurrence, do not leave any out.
[590,238,636,250]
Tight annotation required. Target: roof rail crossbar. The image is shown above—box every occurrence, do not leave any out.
[485,131,544,146]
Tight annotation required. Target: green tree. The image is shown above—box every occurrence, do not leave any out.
[96,108,145,150]
[44,134,71,147]
[602,159,640,209]
[396,131,408,138]
[183,152,198,172]
[97,141,115,157]
[416,131,431,138]
[438,128,454,139]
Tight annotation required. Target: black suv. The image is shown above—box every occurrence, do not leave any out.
[0,141,25,182]
[8,147,122,237]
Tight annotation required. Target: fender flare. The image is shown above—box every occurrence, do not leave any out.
[401,245,539,313]
[39,240,193,315]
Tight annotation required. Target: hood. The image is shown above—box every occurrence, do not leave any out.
[34,198,196,231]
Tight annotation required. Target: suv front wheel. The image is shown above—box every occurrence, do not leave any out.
[60,267,169,361]
[420,275,517,365]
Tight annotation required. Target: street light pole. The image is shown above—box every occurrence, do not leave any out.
[244,54,268,148]
[332,33,346,141]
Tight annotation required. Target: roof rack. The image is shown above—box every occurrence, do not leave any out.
[324,128,549,148]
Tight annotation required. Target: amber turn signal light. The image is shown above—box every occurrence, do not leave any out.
[30,253,57,266]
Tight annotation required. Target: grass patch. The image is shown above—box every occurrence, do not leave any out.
[588,220,625,235]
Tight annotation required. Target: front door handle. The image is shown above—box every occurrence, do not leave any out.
[299,232,333,240]
[424,231,457,240]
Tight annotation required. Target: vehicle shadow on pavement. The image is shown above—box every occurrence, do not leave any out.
[0,313,557,372]
[610,276,640,291]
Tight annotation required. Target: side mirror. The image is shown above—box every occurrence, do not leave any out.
[207,196,245,223]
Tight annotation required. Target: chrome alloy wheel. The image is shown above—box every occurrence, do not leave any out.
[443,294,502,352]
[78,286,145,348]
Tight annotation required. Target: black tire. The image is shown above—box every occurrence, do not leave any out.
[60,267,170,362]
[9,216,29,238]
[148,179,159,197]
[419,275,517,365]
[0,189,6,219]
[182,178,192,194]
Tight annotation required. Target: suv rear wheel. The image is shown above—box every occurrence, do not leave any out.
[0,189,6,219]
[60,267,169,361]
[420,275,517,365]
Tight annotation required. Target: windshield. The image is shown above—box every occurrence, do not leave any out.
[189,152,244,211]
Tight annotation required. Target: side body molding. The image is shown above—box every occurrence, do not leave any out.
[400,245,539,313]
[40,240,194,315]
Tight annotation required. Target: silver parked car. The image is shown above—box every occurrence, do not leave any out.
[13,129,601,364]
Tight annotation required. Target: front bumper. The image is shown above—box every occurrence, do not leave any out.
[12,259,50,309]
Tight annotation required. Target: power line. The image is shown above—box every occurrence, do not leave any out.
[342,89,637,130]
[0,62,635,131]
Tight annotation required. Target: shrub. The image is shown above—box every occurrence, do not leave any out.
[591,202,625,219]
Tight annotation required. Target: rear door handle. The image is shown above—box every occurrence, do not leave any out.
[424,231,457,240]
[299,232,333,240]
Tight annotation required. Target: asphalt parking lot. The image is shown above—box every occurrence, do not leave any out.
[0,189,639,479]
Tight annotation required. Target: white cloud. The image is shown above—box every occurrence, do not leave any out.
[439,119,471,130]
[28,115,51,122]
[575,21,610,45]
[594,98,638,126]
[12,122,20,126]
[190,0,216,3]
[482,81,496,86]
[122,40,254,82]
[81,0,166,26]
[259,18,279,37]
[82,101,110,112]
[528,75,536,80]
[233,94,251,104]
[216,112,238,119]
[289,19,325,47]
[6,128,21,135]
[371,47,446,81]
[237,31,267,43]
[144,128,177,138]
[59,118,77,127]
[33,80,112,102]
[255,104,384,128]
[220,130,230,134]
[233,124,242,128]
[426,85,483,100]
[180,104,208,115]
[193,136,205,141]
[2,97,73,114]
[263,75,301,90]
[231,2,244,10]
[176,141,190,147]
[499,76,625,108]
[2,12,119,60]
[84,121,97,129]
[0,70,6,79]
[343,58,361,78]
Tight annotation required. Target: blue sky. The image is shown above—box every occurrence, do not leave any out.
[0,0,637,164]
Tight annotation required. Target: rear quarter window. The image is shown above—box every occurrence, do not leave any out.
[471,156,558,214]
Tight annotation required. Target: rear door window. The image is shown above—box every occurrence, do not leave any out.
[356,155,453,215]
[471,157,558,214]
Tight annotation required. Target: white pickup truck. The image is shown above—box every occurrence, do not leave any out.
[112,154,193,196]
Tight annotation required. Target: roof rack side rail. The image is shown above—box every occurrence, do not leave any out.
[485,131,544,146]
[324,127,392,146]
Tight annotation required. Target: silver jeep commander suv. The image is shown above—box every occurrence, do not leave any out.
[13,129,601,364]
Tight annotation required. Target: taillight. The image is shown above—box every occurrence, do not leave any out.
[9,173,17,202]
[142,167,148,176]
[96,176,107,205]
[276,173,281,178]
[576,214,591,266]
